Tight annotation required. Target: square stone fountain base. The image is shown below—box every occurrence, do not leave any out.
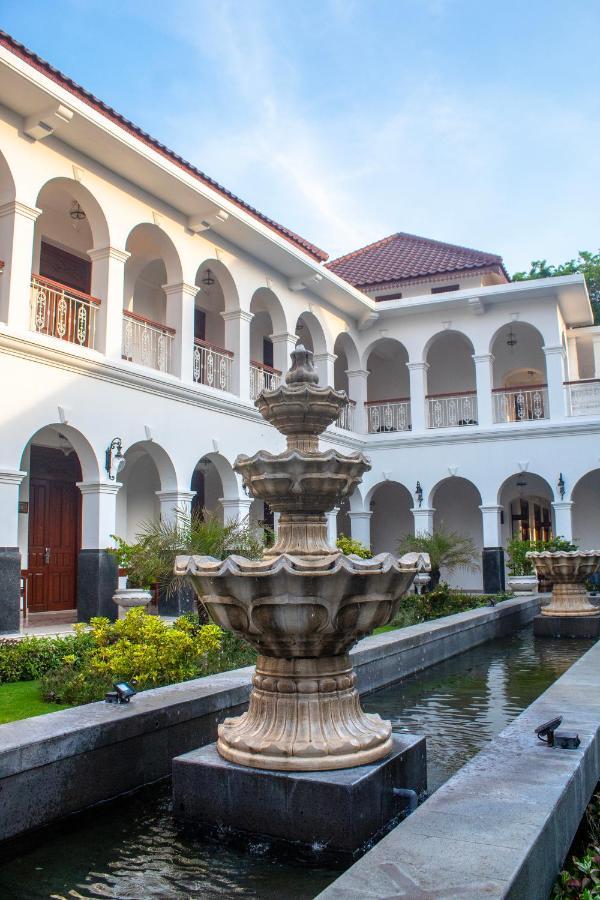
[172,734,426,856]
[534,613,600,639]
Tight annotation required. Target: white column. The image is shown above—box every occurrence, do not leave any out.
[552,501,574,542]
[163,282,197,382]
[89,246,130,359]
[346,369,369,433]
[270,332,298,375]
[407,362,428,433]
[411,506,434,535]
[156,490,196,526]
[77,482,122,548]
[221,497,253,522]
[0,201,41,330]
[593,336,600,379]
[473,353,494,427]
[349,510,372,547]
[222,310,253,398]
[543,345,568,419]
[326,507,339,545]
[566,336,580,382]
[313,352,337,388]
[0,470,26,546]
[479,505,503,547]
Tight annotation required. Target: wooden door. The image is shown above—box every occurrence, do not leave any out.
[39,241,91,294]
[27,447,81,612]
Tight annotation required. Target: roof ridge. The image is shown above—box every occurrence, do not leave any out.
[0,30,328,262]
[394,231,502,261]
[326,232,399,267]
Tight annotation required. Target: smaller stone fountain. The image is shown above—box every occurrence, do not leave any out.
[528,550,600,638]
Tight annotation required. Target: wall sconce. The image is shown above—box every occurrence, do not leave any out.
[558,473,566,500]
[415,481,423,508]
[105,437,125,480]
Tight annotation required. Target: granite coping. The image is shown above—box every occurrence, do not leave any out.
[317,637,600,900]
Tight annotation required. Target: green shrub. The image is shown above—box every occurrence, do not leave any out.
[390,583,513,628]
[41,608,223,705]
[0,630,94,683]
[397,528,479,589]
[336,534,373,559]
[507,536,578,576]
[552,785,599,898]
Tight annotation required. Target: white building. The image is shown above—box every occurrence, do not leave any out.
[0,32,598,631]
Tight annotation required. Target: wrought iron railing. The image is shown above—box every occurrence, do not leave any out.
[122,311,174,372]
[249,361,282,399]
[565,379,600,417]
[30,274,99,348]
[427,391,478,428]
[336,399,356,431]
[193,338,233,391]
[493,384,548,422]
[366,398,411,433]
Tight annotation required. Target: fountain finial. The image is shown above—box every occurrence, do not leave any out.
[285,343,319,385]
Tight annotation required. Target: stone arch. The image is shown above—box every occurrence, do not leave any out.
[249,288,287,383]
[572,468,600,549]
[333,331,361,394]
[0,147,16,204]
[430,476,483,590]
[489,321,547,389]
[363,336,410,401]
[125,222,183,288]
[497,472,554,545]
[367,480,413,555]
[116,440,178,542]
[190,452,241,521]
[195,258,240,314]
[35,177,110,250]
[425,329,476,394]
[295,310,329,356]
[123,440,178,491]
[250,287,288,335]
[19,423,101,483]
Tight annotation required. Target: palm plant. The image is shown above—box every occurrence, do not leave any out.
[397,527,480,589]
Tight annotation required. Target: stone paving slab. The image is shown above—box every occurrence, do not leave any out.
[317,637,600,900]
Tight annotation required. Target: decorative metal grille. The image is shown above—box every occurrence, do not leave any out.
[121,313,173,372]
[249,363,282,399]
[493,386,548,423]
[30,274,97,348]
[366,399,411,433]
[427,392,478,428]
[193,339,233,392]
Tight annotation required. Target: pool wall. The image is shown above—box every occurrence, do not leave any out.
[0,594,540,844]
[318,635,600,900]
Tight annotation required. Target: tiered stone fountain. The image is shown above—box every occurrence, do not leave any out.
[528,550,600,638]
[172,346,428,853]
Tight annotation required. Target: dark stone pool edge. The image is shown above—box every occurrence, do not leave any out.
[0,594,540,845]
[317,631,600,900]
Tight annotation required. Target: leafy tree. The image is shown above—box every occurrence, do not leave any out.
[512,250,600,323]
[397,528,479,589]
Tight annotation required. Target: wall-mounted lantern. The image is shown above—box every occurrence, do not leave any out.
[105,437,125,481]
[415,481,423,508]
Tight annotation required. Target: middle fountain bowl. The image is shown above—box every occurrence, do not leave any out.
[176,345,426,771]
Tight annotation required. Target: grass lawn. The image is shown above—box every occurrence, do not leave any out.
[0,680,70,724]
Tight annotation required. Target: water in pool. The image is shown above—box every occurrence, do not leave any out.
[0,628,591,899]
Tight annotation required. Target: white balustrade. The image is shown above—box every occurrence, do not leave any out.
[193,338,233,391]
[30,274,98,348]
[122,311,174,373]
[427,392,478,428]
[366,399,411,433]
[566,380,600,417]
[249,361,282,399]
[493,385,548,423]
[336,400,356,431]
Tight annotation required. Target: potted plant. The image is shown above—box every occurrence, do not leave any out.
[109,535,153,618]
[505,537,538,592]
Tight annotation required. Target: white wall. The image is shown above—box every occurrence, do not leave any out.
[432,478,483,590]
[370,482,413,554]
[572,469,600,549]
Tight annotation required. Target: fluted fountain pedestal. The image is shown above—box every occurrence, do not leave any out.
[529,550,600,639]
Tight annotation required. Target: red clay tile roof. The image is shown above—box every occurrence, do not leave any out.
[0,31,328,263]
[326,232,508,288]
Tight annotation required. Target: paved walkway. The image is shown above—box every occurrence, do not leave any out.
[1,610,177,640]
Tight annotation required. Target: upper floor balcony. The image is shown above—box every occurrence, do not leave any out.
[30,274,99,349]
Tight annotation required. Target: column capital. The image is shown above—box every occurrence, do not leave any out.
[156,489,196,503]
[162,281,198,298]
[543,344,566,357]
[472,353,495,364]
[407,360,429,372]
[221,309,254,324]
[270,331,298,344]
[349,510,372,521]
[411,506,435,515]
[0,200,42,222]
[88,246,130,264]
[551,500,574,511]
[220,497,253,513]
[0,470,27,487]
[345,368,370,378]
[77,481,122,496]
[479,504,503,514]
[313,351,337,363]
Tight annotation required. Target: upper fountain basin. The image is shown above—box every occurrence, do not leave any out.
[234,448,371,512]
[255,383,348,437]
[175,552,429,657]
[526,550,600,583]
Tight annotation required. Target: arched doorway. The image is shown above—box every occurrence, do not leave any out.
[572,470,600,548]
[193,261,237,392]
[249,289,285,397]
[431,477,483,590]
[426,331,476,428]
[365,337,410,433]
[491,322,548,422]
[20,428,84,615]
[369,481,413,555]
[498,473,554,544]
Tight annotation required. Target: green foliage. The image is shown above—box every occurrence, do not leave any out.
[41,608,223,705]
[512,250,600,324]
[0,629,94,683]
[117,508,264,599]
[390,582,512,628]
[552,786,600,899]
[0,680,70,724]
[506,536,578,576]
[107,535,153,589]
[336,533,373,559]
[397,528,479,588]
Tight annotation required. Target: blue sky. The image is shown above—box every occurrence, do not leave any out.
[2,0,599,270]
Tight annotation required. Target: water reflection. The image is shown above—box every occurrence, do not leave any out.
[0,628,590,898]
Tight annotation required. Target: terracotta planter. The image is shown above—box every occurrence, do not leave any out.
[112,587,153,619]
[507,574,538,594]
[527,551,600,617]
